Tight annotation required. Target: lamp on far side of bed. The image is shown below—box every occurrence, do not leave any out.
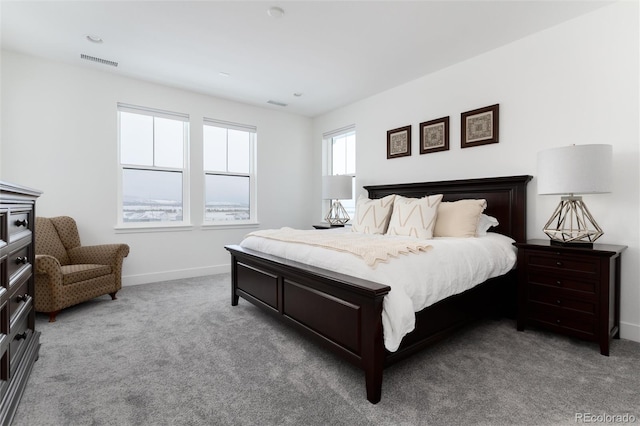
[322,175,353,226]
[537,144,612,248]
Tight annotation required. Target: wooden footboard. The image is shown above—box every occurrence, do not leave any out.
[227,244,390,403]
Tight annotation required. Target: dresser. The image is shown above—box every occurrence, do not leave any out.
[515,239,626,356]
[0,182,41,423]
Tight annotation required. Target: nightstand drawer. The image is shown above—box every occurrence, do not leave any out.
[528,285,596,315]
[526,252,599,276]
[528,303,596,337]
[528,272,597,295]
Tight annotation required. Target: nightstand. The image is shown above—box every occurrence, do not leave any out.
[515,239,626,356]
[312,224,345,229]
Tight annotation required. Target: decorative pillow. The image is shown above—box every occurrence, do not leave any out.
[386,194,443,239]
[476,214,499,236]
[433,199,487,238]
[351,194,396,234]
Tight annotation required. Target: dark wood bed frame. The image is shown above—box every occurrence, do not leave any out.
[225,175,532,403]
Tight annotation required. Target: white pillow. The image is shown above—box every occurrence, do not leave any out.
[476,214,499,236]
[433,199,487,238]
[351,194,396,234]
[386,194,443,239]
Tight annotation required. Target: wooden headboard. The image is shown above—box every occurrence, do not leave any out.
[364,175,532,243]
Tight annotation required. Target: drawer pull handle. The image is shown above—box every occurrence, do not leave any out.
[16,294,28,303]
[556,280,561,285]
[14,219,28,227]
[15,256,28,265]
[556,299,561,305]
[556,319,561,324]
[15,332,27,341]
[556,261,563,266]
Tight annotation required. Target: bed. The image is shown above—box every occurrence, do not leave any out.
[225,175,531,403]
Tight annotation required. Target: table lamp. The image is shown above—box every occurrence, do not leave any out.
[537,144,612,247]
[322,175,353,226]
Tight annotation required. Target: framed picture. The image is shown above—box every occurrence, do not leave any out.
[461,104,499,148]
[387,125,412,159]
[419,116,449,154]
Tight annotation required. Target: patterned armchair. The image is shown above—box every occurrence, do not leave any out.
[35,216,130,322]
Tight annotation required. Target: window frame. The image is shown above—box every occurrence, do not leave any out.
[116,103,191,231]
[202,118,257,227]
[323,125,356,220]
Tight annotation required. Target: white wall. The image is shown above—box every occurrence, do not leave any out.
[1,50,314,284]
[313,2,640,341]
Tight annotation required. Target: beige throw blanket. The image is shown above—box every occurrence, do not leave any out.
[246,228,432,267]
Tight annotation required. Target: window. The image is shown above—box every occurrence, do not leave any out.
[324,126,356,218]
[203,119,256,224]
[117,103,189,226]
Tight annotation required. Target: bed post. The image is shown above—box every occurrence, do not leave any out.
[230,254,239,306]
[361,293,386,404]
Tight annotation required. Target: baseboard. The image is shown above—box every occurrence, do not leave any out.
[122,264,229,286]
[620,321,640,343]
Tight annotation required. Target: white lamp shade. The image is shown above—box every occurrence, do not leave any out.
[322,175,353,200]
[537,144,612,195]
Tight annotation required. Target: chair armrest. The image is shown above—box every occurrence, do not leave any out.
[35,254,63,282]
[68,244,130,267]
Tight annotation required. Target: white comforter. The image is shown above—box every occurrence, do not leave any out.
[239,228,517,352]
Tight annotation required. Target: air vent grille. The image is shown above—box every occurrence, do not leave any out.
[80,54,118,67]
[267,100,287,107]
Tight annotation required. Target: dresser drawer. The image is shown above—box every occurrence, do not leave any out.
[7,244,31,287]
[8,274,30,322]
[9,312,30,377]
[527,272,597,295]
[7,210,32,244]
[528,285,596,315]
[528,302,596,337]
[0,210,7,248]
[526,251,599,276]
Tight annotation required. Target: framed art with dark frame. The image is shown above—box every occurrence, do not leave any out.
[461,104,499,148]
[387,125,412,159]
[419,116,449,154]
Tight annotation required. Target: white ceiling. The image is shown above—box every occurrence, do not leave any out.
[1,1,611,117]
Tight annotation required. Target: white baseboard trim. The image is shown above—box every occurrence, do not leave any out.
[122,264,230,286]
[620,321,640,343]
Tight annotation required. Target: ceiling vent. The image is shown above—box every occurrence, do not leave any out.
[80,54,118,67]
[267,100,287,107]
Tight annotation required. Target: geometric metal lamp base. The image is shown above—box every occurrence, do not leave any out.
[543,196,603,248]
[324,200,350,226]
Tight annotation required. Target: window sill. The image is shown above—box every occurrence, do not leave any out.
[114,224,194,234]
[200,222,260,231]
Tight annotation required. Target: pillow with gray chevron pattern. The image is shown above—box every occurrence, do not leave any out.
[351,194,396,234]
[385,194,444,239]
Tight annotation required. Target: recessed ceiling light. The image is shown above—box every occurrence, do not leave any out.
[267,6,285,18]
[85,34,103,44]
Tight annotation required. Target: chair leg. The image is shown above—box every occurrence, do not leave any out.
[48,311,60,322]
[109,292,118,300]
